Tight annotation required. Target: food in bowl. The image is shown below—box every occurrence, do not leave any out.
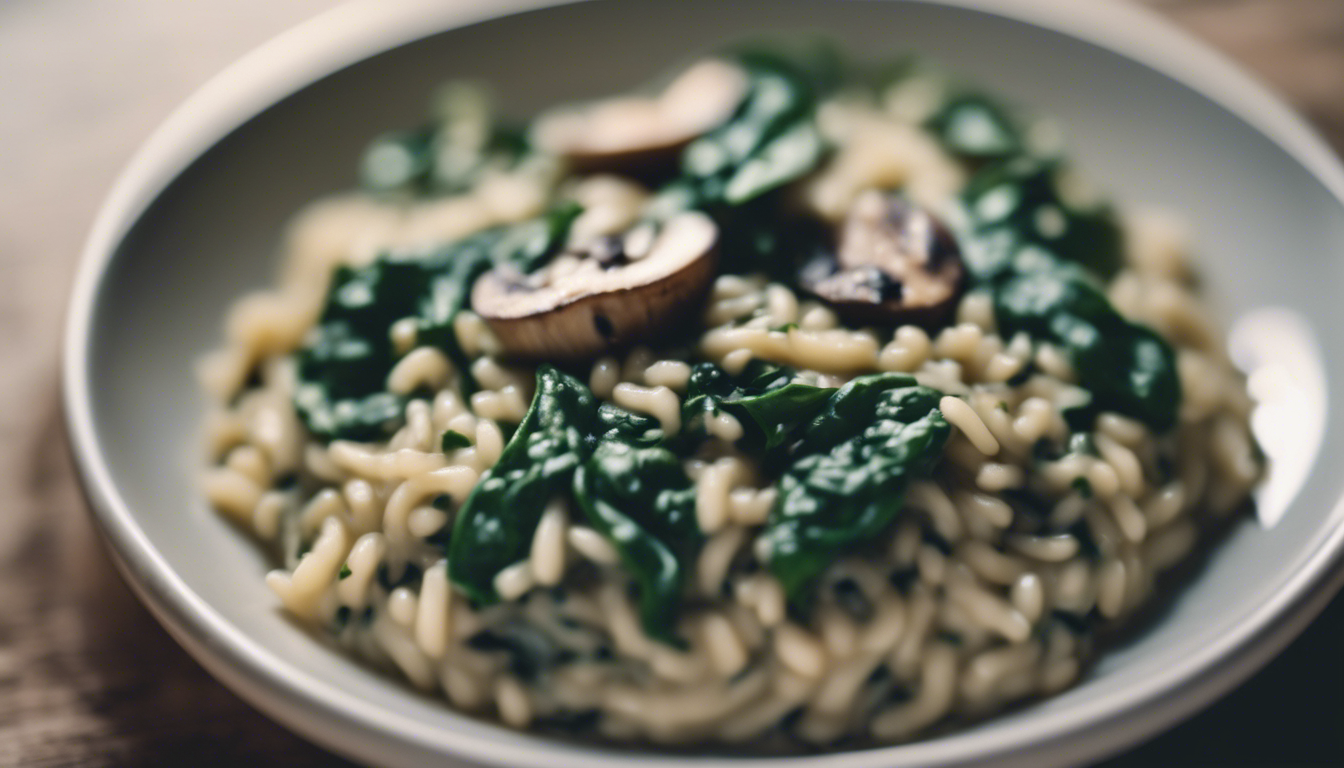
[198,46,1262,748]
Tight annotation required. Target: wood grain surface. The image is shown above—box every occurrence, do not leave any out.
[1,1,1341,766]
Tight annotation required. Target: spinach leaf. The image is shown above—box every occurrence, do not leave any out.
[763,374,950,604]
[595,403,664,447]
[294,202,584,441]
[293,259,441,441]
[719,191,833,277]
[445,362,697,642]
[958,165,1182,433]
[791,373,935,455]
[993,259,1180,431]
[963,156,1123,280]
[359,82,528,196]
[412,231,500,392]
[413,203,581,392]
[447,366,597,604]
[573,441,700,646]
[735,357,798,392]
[926,92,1022,162]
[678,361,734,442]
[732,385,837,448]
[680,53,826,207]
[681,361,834,449]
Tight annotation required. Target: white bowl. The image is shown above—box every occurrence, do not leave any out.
[62,1,1344,766]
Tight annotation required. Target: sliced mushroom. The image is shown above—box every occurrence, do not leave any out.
[799,190,965,326]
[472,212,719,360]
[531,59,748,178]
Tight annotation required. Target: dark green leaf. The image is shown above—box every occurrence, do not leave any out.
[293,259,440,441]
[595,403,664,446]
[963,156,1123,280]
[763,374,950,604]
[728,384,836,449]
[926,92,1022,161]
[448,366,597,604]
[294,200,586,442]
[681,54,827,207]
[680,361,834,450]
[1071,476,1093,499]
[573,441,700,646]
[791,373,932,456]
[413,231,500,393]
[993,262,1180,431]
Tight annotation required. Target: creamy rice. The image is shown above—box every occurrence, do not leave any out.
[200,51,1261,749]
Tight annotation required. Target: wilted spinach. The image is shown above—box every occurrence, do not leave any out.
[448,366,596,604]
[595,402,664,447]
[445,366,701,642]
[681,361,835,450]
[762,374,950,604]
[573,441,700,645]
[680,52,827,207]
[293,205,582,442]
[954,152,1180,431]
[963,156,1123,280]
[412,230,501,392]
[359,82,528,196]
[992,254,1180,431]
[926,92,1022,163]
[293,258,439,441]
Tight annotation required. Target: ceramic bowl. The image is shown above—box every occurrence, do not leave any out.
[63,1,1344,766]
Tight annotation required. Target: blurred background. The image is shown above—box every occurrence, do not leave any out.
[1,0,1342,765]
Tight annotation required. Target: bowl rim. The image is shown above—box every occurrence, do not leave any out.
[61,1,1344,766]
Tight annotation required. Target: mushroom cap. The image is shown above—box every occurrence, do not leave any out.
[472,211,719,360]
[801,190,965,326]
[531,59,748,177]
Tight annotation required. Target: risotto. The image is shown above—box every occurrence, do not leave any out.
[199,47,1262,748]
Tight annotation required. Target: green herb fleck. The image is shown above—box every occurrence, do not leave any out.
[440,429,473,451]
[1071,476,1093,499]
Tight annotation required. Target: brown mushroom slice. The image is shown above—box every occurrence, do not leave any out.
[800,190,965,326]
[472,212,719,360]
[530,59,748,177]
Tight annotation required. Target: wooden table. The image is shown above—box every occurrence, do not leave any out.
[2,1,1341,765]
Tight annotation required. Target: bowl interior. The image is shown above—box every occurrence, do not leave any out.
[77,0,1344,765]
